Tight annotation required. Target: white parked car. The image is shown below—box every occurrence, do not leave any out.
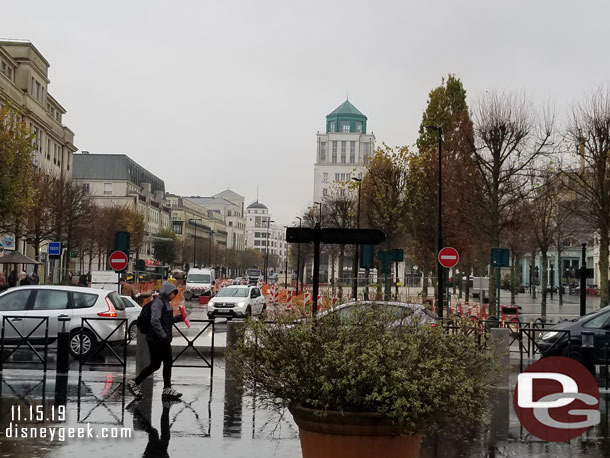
[207,285,266,319]
[320,301,438,326]
[120,295,142,341]
[0,285,128,358]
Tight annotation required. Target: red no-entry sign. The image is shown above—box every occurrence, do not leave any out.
[109,250,128,272]
[438,247,459,268]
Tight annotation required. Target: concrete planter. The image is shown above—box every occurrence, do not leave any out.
[289,405,422,458]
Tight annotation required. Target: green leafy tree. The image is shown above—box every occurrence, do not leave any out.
[153,228,178,266]
[0,105,35,231]
[410,74,479,299]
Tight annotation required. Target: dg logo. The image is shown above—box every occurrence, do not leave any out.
[514,356,600,442]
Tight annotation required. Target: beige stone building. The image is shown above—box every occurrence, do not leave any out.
[0,40,76,177]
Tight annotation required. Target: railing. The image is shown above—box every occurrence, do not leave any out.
[0,316,50,373]
[78,318,128,376]
[171,319,215,371]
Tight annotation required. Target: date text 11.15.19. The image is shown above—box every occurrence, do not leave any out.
[11,405,65,422]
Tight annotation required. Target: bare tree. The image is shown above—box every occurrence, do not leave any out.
[564,85,610,308]
[471,91,554,316]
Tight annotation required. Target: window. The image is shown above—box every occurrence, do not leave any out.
[583,310,610,329]
[332,141,337,153]
[254,240,261,246]
[332,152,337,163]
[356,122,362,133]
[0,290,31,311]
[335,173,340,181]
[350,152,355,164]
[323,188,328,197]
[350,141,355,153]
[340,189,346,197]
[329,121,336,132]
[341,122,350,133]
[73,292,98,309]
[341,141,346,153]
[320,142,326,162]
[103,183,112,195]
[31,290,69,310]
[83,183,90,193]
[323,172,328,183]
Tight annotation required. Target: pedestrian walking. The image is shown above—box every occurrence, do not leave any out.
[128,282,184,400]
[30,271,39,285]
[120,276,138,300]
[19,271,31,286]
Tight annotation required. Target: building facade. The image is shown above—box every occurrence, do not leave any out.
[0,40,76,177]
[244,202,287,270]
[72,153,171,262]
[187,190,246,251]
[313,99,375,202]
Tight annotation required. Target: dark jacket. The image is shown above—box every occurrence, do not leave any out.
[148,282,182,342]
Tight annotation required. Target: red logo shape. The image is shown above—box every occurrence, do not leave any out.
[514,356,600,442]
[109,251,128,272]
[438,247,459,268]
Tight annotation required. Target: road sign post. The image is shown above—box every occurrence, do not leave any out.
[438,247,459,317]
[491,248,510,320]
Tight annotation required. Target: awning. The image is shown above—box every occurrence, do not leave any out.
[0,251,41,264]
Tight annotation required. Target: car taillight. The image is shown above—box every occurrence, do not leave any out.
[98,297,118,317]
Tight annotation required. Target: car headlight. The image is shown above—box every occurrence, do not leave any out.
[237,302,245,307]
[540,331,559,340]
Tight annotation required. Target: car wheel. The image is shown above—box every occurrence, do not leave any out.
[562,344,583,362]
[246,306,252,318]
[128,322,138,342]
[260,304,267,320]
[69,329,96,358]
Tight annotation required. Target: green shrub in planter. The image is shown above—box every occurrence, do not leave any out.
[228,305,500,437]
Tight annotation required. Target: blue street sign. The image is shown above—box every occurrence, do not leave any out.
[49,242,61,256]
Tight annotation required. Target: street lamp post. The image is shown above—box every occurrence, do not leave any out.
[208,230,214,266]
[351,177,362,300]
[426,125,444,319]
[264,218,275,283]
[295,217,302,295]
[188,218,202,268]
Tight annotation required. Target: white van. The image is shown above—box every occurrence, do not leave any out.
[184,268,216,300]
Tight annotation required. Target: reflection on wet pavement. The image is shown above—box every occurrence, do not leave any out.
[1,355,610,457]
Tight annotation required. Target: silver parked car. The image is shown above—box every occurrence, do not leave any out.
[0,285,128,358]
[207,285,266,319]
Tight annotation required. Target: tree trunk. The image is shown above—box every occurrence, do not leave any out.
[489,267,497,319]
[599,231,609,309]
[541,252,548,320]
[338,245,345,301]
[557,251,563,306]
[330,253,336,296]
[422,273,429,298]
[510,253,517,306]
[531,250,537,299]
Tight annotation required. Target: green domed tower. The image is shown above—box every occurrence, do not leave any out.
[313,99,375,202]
[325,99,368,134]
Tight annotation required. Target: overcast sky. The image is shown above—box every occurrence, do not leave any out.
[2,0,609,224]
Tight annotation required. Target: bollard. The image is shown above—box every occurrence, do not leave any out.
[581,331,596,376]
[56,315,71,375]
[55,315,71,407]
[491,327,511,388]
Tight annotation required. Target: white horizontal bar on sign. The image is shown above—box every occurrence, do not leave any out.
[440,255,457,259]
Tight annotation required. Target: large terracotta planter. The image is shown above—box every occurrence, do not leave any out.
[289,405,422,458]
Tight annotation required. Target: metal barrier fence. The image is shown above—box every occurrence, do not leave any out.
[0,316,50,373]
[171,319,215,372]
[78,317,129,376]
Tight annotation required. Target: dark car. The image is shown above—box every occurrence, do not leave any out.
[537,306,610,364]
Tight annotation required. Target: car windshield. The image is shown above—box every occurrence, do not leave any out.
[187,274,211,283]
[216,288,249,298]
[247,270,261,277]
